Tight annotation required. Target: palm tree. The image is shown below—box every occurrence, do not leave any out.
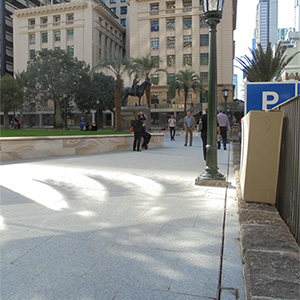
[130,55,160,108]
[168,70,202,116]
[92,53,132,131]
[236,42,299,82]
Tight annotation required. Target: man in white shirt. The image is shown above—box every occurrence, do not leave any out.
[168,115,177,141]
[217,111,230,150]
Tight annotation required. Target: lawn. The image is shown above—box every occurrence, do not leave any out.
[0,129,130,137]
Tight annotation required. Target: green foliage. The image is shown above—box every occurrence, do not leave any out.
[236,42,300,82]
[130,54,160,79]
[168,70,202,115]
[21,49,89,127]
[74,72,115,113]
[0,74,24,128]
[0,74,24,112]
[0,129,130,137]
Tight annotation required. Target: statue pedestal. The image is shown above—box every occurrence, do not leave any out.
[121,106,151,131]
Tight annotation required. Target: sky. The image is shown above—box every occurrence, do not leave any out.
[233,0,295,99]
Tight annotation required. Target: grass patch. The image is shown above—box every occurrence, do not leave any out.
[0,129,130,137]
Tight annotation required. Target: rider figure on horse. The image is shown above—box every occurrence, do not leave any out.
[131,75,140,96]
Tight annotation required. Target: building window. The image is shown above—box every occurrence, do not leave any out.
[183,35,192,47]
[29,49,35,60]
[151,74,159,85]
[150,3,159,15]
[151,37,159,50]
[66,14,74,25]
[166,1,175,13]
[200,72,208,83]
[151,56,159,67]
[53,15,60,26]
[166,18,175,30]
[167,73,175,85]
[200,53,209,65]
[99,48,102,59]
[121,19,126,27]
[200,16,208,28]
[183,17,192,29]
[120,0,126,2]
[200,34,209,46]
[183,0,192,11]
[99,32,102,43]
[151,20,159,31]
[183,54,192,66]
[54,31,61,42]
[67,29,74,41]
[67,45,74,57]
[41,32,48,43]
[167,36,175,49]
[40,17,47,28]
[110,7,116,13]
[199,0,204,8]
[167,55,175,67]
[29,34,35,44]
[121,6,127,15]
[110,0,116,3]
[28,18,35,29]
[54,46,61,50]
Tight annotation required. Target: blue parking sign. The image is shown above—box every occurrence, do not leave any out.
[246,82,299,113]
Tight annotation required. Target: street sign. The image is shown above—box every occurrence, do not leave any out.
[245,82,300,113]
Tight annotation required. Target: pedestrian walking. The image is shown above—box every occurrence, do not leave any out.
[168,115,176,141]
[184,111,196,146]
[199,109,207,160]
[217,110,230,150]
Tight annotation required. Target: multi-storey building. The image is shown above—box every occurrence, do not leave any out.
[255,0,278,51]
[0,0,63,77]
[126,0,237,120]
[13,0,126,74]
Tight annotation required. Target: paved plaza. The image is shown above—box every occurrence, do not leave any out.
[0,135,244,300]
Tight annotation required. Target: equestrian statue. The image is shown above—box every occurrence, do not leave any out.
[121,75,152,106]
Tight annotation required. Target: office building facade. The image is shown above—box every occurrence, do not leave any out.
[13,0,126,74]
[255,0,278,51]
[126,0,237,114]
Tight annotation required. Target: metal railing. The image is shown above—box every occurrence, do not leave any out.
[275,95,300,245]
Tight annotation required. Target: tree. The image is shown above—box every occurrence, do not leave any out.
[74,72,115,127]
[236,42,300,82]
[92,53,132,131]
[168,70,202,116]
[130,54,160,108]
[0,74,24,129]
[21,49,89,128]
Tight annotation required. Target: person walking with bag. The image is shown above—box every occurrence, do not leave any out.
[217,110,230,150]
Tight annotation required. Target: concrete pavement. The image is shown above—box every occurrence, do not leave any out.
[0,135,244,300]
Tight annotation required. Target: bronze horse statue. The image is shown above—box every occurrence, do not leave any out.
[121,78,152,106]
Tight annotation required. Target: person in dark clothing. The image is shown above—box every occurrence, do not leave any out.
[131,111,144,151]
[91,122,98,131]
[199,108,222,160]
[199,109,208,160]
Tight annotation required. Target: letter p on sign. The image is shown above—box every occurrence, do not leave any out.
[262,91,279,110]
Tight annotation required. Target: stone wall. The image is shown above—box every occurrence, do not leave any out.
[0,133,164,161]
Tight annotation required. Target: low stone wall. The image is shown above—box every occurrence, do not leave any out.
[0,133,164,161]
[232,142,300,300]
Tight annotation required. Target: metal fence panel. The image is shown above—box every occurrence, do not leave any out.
[276,95,300,245]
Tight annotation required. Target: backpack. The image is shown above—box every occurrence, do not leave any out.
[197,120,203,132]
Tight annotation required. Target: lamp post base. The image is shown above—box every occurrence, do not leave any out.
[195,171,227,187]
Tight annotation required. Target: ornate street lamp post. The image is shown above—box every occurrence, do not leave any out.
[196,0,226,186]
[222,87,229,113]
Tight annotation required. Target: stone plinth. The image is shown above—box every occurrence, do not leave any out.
[0,133,164,161]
